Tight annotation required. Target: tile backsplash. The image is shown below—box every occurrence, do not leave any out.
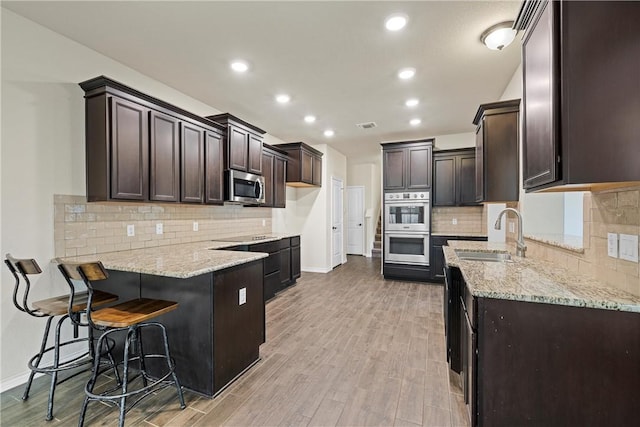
[432,206,486,235]
[54,195,271,257]
[518,187,640,297]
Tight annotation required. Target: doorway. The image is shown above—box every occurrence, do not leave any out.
[331,177,343,268]
[346,186,365,255]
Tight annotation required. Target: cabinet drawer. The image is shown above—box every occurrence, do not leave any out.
[278,238,291,250]
[250,241,279,254]
[461,283,476,330]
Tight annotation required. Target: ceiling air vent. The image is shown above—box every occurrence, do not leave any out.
[356,121,377,129]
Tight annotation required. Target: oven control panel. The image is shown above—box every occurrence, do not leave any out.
[385,191,429,201]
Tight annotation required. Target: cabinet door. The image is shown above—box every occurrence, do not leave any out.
[475,124,485,203]
[262,151,274,207]
[280,247,291,286]
[228,125,249,172]
[248,134,263,175]
[291,244,301,279]
[298,150,312,183]
[149,110,179,202]
[458,154,477,206]
[522,0,559,190]
[205,130,224,204]
[434,156,456,206]
[383,148,405,190]
[109,96,149,200]
[180,123,204,203]
[407,145,432,189]
[274,156,286,208]
[312,155,322,186]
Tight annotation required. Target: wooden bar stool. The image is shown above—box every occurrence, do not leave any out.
[56,260,185,427]
[4,254,118,421]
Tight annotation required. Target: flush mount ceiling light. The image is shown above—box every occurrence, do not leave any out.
[275,94,290,104]
[230,60,249,73]
[324,129,335,137]
[304,115,316,123]
[410,118,422,126]
[480,21,516,50]
[405,98,419,107]
[385,13,408,31]
[398,67,416,80]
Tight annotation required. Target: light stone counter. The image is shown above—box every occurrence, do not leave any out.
[61,241,268,279]
[443,240,640,313]
[431,232,488,238]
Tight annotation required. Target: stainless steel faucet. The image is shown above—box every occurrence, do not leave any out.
[494,208,527,257]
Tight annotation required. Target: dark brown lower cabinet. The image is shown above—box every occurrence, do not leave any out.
[291,236,301,280]
[449,267,640,426]
[92,260,264,397]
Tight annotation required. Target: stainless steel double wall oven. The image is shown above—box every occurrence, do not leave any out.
[383,191,430,266]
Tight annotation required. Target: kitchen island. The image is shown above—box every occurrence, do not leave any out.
[443,240,640,426]
[62,240,275,397]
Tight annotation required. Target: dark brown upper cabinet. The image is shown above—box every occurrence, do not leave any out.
[80,76,225,204]
[205,130,224,204]
[433,148,479,207]
[274,142,323,187]
[381,139,433,191]
[517,0,640,192]
[206,113,266,176]
[473,100,520,203]
[261,144,288,208]
[150,110,179,202]
[180,122,205,203]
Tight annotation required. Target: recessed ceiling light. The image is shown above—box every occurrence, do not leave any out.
[385,13,408,31]
[304,115,316,123]
[405,98,419,107]
[410,118,422,126]
[324,129,335,137]
[230,60,249,73]
[398,68,416,80]
[275,94,290,104]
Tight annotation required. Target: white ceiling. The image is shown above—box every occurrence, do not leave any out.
[3,1,522,163]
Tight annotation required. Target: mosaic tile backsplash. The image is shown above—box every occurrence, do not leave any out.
[54,195,272,257]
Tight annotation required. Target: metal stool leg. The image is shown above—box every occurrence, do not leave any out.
[117,328,134,427]
[23,316,54,401]
[45,316,67,421]
[79,330,108,427]
[135,327,148,387]
[158,323,185,409]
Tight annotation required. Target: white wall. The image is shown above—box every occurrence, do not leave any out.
[432,132,475,150]
[0,10,291,389]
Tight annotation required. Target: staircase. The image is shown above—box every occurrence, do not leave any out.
[372,215,382,258]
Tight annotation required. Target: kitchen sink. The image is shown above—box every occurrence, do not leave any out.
[454,250,513,262]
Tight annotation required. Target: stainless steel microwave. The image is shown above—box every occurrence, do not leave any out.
[225,169,265,205]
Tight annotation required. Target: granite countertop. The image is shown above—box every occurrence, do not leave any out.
[432,232,488,238]
[443,240,640,313]
[523,233,585,253]
[59,241,271,279]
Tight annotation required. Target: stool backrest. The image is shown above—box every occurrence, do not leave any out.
[4,253,45,317]
[56,260,109,329]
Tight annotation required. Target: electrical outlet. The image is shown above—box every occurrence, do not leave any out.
[156,223,163,235]
[239,287,247,305]
[619,234,639,262]
[452,218,457,225]
[193,222,199,231]
[127,224,135,237]
[607,233,618,258]
[262,219,266,227]
[509,221,515,233]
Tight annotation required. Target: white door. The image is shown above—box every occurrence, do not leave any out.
[332,177,343,268]
[346,186,365,255]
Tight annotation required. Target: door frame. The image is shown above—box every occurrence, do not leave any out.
[331,176,344,268]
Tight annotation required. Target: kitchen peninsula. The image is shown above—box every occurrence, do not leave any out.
[62,236,294,397]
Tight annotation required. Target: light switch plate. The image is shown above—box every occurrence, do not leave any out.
[127,224,135,237]
[193,222,199,231]
[619,234,639,262]
[607,233,618,258]
[156,223,163,235]
[239,287,247,305]
[452,218,457,225]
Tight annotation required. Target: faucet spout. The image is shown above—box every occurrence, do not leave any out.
[494,208,527,257]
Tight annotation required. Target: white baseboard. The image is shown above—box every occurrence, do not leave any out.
[301,266,332,273]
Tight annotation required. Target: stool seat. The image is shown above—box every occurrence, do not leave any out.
[32,290,118,316]
[91,298,178,328]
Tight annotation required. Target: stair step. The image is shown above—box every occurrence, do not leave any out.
[373,241,381,249]
[375,233,382,240]
[371,248,382,258]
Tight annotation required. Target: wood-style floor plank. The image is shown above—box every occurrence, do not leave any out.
[0,256,468,426]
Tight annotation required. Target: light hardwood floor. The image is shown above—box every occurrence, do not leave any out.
[1,256,469,426]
